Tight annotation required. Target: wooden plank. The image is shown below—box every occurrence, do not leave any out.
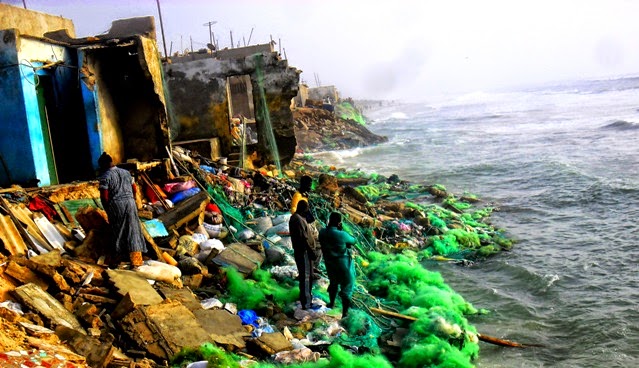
[13,283,86,334]
[212,242,265,274]
[157,191,209,231]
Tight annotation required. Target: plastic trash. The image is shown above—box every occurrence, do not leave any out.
[271,213,291,226]
[170,187,201,204]
[265,222,289,237]
[201,298,224,310]
[135,260,182,285]
[236,228,255,241]
[238,309,259,327]
[163,180,196,194]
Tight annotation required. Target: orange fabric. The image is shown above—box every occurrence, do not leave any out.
[130,251,143,267]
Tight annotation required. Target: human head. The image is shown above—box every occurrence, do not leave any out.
[300,175,312,193]
[296,199,309,215]
[328,212,342,228]
[98,152,113,171]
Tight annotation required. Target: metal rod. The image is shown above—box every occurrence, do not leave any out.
[247,27,254,45]
[155,0,169,58]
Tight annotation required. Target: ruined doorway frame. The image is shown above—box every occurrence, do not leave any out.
[226,74,258,168]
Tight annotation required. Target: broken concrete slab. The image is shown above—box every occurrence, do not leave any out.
[26,249,63,277]
[107,269,164,319]
[157,285,202,313]
[4,260,48,291]
[119,300,211,361]
[13,283,86,334]
[106,269,163,305]
[193,308,250,350]
[212,242,265,274]
[251,332,293,355]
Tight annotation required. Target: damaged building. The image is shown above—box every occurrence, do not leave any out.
[164,43,301,169]
[0,4,171,188]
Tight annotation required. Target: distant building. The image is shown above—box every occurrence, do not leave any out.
[307,85,340,105]
[0,4,170,187]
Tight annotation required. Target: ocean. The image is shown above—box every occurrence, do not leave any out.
[313,77,639,367]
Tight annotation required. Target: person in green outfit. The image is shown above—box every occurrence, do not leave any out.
[318,212,357,317]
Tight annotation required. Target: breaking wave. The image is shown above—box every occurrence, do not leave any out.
[312,147,362,163]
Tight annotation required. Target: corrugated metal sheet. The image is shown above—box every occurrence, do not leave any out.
[0,214,28,256]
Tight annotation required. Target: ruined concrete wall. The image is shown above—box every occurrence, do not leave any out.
[307,85,339,103]
[214,43,274,60]
[293,83,309,108]
[0,4,75,38]
[165,51,300,165]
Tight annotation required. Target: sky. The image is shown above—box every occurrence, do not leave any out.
[5,0,639,101]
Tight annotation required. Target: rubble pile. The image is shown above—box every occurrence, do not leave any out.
[0,146,513,368]
[293,104,388,153]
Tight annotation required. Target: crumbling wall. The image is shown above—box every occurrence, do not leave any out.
[165,51,300,165]
[81,39,171,165]
[0,3,75,38]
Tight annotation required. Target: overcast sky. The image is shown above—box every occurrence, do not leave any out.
[5,0,639,100]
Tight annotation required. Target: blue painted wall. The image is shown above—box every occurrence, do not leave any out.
[0,30,38,186]
[78,50,104,173]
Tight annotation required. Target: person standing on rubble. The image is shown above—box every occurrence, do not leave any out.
[98,152,147,267]
[319,212,357,318]
[291,175,322,273]
[289,199,318,310]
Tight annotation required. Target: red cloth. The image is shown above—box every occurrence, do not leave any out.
[28,196,57,222]
[206,203,221,214]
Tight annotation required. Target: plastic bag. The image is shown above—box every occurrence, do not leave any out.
[163,180,196,194]
[135,260,182,285]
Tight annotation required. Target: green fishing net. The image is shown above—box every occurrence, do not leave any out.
[170,342,240,368]
[338,310,383,352]
[207,186,245,231]
[336,101,367,125]
[222,267,298,310]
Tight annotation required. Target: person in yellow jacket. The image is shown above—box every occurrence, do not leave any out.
[291,175,312,214]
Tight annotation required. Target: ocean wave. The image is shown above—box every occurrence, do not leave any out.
[600,120,639,130]
[311,148,362,163]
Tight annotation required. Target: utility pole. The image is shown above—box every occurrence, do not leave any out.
[203,21,217,46]
[22,0,27,9]
[155,0,168,58]
[230,31,234,49]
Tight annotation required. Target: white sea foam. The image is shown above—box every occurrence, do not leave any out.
[312,148,362,164]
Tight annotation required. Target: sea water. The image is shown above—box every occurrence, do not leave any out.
[313,77,639,367]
